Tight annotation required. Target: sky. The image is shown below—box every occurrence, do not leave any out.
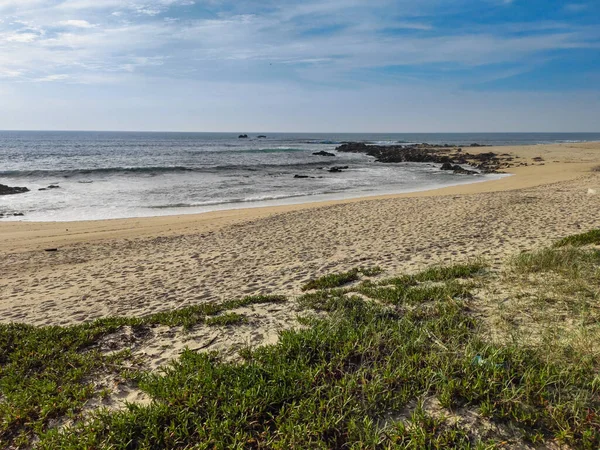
[0,0,599,132]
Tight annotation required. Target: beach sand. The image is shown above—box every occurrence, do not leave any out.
[1,141,599,363]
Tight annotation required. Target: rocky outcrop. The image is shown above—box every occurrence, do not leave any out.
[336,143,453,164]
[0,184,29,195]
[440,163,478,175]
[313,151,336,157]
[257,135,267,139]
[336,142,506,174]
[238,134,248,139]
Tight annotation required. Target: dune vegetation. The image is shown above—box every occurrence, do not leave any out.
[1,231,599,449]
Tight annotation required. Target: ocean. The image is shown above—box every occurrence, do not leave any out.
[1,131,599,222]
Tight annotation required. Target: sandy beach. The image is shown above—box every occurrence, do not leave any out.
[1,141,599,331]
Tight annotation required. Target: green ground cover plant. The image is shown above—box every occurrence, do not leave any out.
[301,266,383,291]
[1,236,600,448]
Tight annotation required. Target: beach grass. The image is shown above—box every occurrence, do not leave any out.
[2,236,600,448]
[205,312,249,327]
[301,266,382,291]
[553,228,600,248]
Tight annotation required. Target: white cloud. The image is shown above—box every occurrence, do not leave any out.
[58,19,96,28]
[0,69,22,77]
[31,74,71,82]
[0,0,597,88]
[4,32,40,42]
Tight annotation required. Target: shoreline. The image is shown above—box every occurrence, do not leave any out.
[1,142,598,254]
[0,169,509,223]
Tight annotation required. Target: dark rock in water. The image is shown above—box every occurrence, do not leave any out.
[294,175,311,179]
[313,151,336,157]
[12,213,24,217]
[328,166,349,173]
[0,212,24,218]
[440,162,454,171]
[47,185,60,189]
[39,188,47,191]
[238,134,248,139]
[257,135,267,139]
[45,248,58,252]
[0,184,29,196]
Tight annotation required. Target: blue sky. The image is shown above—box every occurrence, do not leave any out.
[0,0,599,131]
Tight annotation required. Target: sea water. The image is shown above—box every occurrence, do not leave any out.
[1,131,598,222]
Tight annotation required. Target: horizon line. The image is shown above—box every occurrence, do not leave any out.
[1,130,600,134]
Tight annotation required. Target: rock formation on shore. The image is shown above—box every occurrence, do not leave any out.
[335,142,510,174]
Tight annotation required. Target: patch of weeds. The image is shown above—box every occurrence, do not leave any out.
[401,280,474,306]
[130,295,287,330]
[38,267,600,449]
[390,408,473,449]
[383,262,486,288]
[554,229,600,248]
[356,283,407,304]
[354,279,473,307]
[206,313,248,327]
[6,260,600,449]
[141,304,219,329]
[0,322,133,448]
[512,246,600,275]
[359,266,384,277]
[0,295,288,447]
[354,263,482,305]
[297,290,366,312]
[302,270,360,291]
[220,294,287,310]
[412,262,487,283]
[479,235,600,368]
[302,267,384,291]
